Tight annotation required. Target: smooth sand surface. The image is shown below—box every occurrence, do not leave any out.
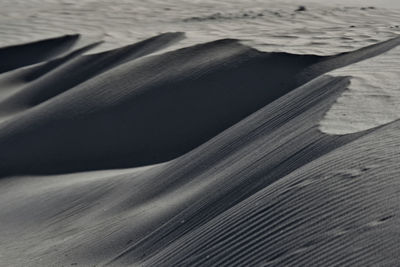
[0,1,399,266]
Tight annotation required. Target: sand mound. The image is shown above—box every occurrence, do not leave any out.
[0,34,399,266]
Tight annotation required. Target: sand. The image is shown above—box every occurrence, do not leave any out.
[0,1,399,266]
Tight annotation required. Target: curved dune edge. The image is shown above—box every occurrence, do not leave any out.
[319,44,400,135]
[0,34,399,266]
[0,34,399,176]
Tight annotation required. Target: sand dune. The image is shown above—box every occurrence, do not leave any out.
[0,35,399,177]
[0,32,183,114]
[0,30,399,266]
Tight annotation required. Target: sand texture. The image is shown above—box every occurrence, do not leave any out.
[0,1,399,266]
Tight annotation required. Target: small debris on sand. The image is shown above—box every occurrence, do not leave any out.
[296,6,307,12]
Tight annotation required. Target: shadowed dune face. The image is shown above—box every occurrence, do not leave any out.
[0,33,399,266]
[0,34,80,74]
[0,35,399,176]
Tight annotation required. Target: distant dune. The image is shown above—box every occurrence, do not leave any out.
[0,31,399,266]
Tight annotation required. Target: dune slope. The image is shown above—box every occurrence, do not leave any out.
[145,114,400,267]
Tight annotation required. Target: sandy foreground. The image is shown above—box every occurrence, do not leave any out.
[0,0,399,266]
